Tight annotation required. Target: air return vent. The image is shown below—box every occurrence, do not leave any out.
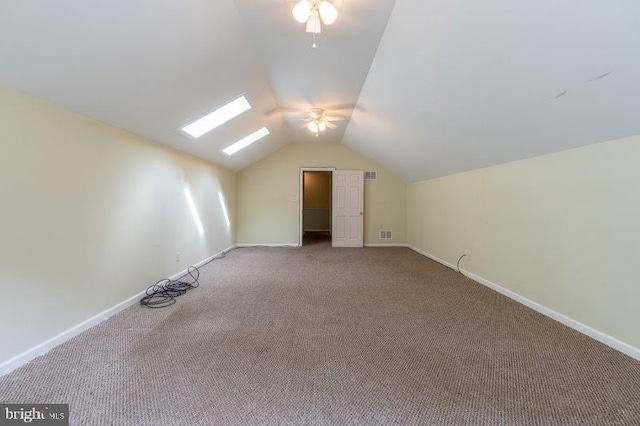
[379,230,392,240]
[364,171,377,180]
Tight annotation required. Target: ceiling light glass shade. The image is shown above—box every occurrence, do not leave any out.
[305,11,321,34]
[307,122,319,133]
[292,0,312,23]
[318,121,327,131]
[319,1,338,25]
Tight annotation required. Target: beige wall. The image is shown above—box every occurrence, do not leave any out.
[0,85,236,363]
[237,143,406,245]
[407,134,640,349]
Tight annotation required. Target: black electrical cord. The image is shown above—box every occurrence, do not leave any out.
[456,254,467,274]
[138,247,239,308]
[140,265,201,308]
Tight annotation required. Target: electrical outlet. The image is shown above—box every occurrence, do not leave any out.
[176,252,180,262]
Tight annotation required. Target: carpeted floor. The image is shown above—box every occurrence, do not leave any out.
[1,243,639,425]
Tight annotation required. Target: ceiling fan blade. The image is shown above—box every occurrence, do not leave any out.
[323,116,346,121]
[325,122,338,129]
[265,106,307,116]
[309,111,322,119]
[326,102,367,113]
[323,102,357,111]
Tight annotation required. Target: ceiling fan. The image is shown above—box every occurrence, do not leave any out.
[291,108,345,137]
[297,108,345,137]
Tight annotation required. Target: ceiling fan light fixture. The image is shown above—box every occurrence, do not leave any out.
[318,121,327,132]
[307,121,320,133]
[319,1,338,25]
[305,10,321,34]
[292,0,312,23]
[293,0,337,44]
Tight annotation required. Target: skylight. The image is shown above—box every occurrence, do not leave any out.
[181,96,251,139]
[222,127,270,156]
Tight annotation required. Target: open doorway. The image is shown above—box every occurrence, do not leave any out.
[299,168,334,246]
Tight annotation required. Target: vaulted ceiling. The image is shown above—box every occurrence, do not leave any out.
[2,1,639,182]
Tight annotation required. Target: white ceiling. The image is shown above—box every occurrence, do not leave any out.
[1,1,639,182]
[344,0,640,181]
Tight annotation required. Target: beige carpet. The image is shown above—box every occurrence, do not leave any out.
[1,242,639,425]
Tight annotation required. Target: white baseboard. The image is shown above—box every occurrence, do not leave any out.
[235,243,299,248]
[407,245,640,361]
[365,243,410,248]
[169,245,236,280]
[0,245,235,377]
[0,290,146,377]
[407,245,459,270]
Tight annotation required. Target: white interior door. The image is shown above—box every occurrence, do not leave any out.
[332,170,364,247]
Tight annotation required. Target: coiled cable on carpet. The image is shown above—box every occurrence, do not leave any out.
[140,265,200,308]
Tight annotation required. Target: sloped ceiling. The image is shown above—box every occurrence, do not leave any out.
[1,1,639,182]
[343,0,640,182]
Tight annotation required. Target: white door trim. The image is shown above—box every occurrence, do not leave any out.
[299,167,336,247]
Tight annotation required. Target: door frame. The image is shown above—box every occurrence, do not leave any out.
[299,167,336,246]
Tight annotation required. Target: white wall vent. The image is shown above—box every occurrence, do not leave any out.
[380,230,392,240]
[364,171,377,180]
